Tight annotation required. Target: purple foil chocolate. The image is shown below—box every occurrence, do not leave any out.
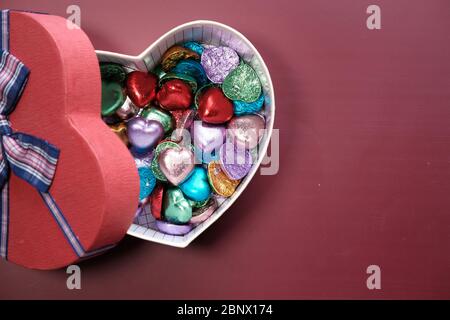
[201,46,239,84]
[155,220,193,236]
[219,142,253,180]
[191,120,226,154]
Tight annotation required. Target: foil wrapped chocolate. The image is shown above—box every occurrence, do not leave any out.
[222,62,261,103]
[201,46,239,84]
[161,45,200,71]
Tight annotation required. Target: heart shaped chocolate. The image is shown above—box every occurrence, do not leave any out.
[127,117,164,154]
[163,187,193,224]
[126,71,158,107]
[227,114,265,150]
[219,142,253,180]
[222,62,262,103]
[179,166,212,202]
[201,46,239,84]
[191,120,226,154]
[197,87,233,124]
[157,79,192,110]
[158,146,195,186]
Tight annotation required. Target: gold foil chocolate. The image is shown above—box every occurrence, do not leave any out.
[207,161,240,198]
[161,45,200,71]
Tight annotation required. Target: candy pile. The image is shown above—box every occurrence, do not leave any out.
[100,42,265,236]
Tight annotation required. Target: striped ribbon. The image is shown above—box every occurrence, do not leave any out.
[0,10,114,260]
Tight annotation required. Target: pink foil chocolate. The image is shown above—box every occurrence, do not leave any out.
[158,146,195,185]
[227,114,265,150]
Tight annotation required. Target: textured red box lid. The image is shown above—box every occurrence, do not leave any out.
[4,11,139,270]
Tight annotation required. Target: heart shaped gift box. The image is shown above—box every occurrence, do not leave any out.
[1,11,274,270]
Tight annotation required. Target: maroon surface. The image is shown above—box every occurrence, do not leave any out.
[1,0,450,299]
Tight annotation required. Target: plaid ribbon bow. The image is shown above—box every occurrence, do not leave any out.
[0,10,114,260]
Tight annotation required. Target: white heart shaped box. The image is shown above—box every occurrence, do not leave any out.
[97,21,275,247]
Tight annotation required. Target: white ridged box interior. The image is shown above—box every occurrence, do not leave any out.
[96,20,275,247]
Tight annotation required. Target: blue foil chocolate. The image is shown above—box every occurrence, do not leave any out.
[233,93,265,116]
[183,41,204,55]
[179,167,212,202]
[173,60,208,87]
[138,166,156,201]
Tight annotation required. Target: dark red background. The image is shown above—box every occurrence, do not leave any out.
[1,0,449,299]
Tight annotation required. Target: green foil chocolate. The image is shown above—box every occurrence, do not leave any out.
[163,188,192,224]
[188,197,210,210]
[222,62,261,103]
[141,107,174,134]
[100,63,126,84]
[101,81,126,116]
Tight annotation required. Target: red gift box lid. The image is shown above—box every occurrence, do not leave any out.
[1,11,139,270]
